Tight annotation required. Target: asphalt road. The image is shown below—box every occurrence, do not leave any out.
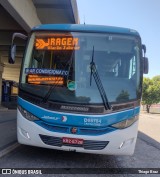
[0,111,160,177]
[0,110,17,150]
[139,111,160,143]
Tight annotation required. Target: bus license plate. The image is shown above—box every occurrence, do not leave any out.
[62,137,83,145]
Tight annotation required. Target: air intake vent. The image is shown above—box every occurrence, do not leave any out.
[39,134,109,150]
[39,134,62,147]
[84,140,109,150]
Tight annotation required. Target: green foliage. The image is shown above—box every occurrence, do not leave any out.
[153,75,160,82]
[142,76,160,113]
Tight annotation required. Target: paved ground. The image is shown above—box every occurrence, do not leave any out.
[139,111,160,143]
[0,133,160,177]
[0,110,159,176]
[0,110,17,150]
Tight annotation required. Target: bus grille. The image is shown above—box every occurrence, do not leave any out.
[36,121,115,135]
[39,134,109,150]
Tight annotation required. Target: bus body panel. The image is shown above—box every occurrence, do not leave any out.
[16,24,143,155]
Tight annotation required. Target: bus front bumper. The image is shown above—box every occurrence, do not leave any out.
[17,110,139,155]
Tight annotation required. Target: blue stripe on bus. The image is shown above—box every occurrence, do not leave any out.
[35,120,116,136]
[18,97,140,128]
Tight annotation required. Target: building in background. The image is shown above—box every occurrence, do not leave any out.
[0,0,79,108]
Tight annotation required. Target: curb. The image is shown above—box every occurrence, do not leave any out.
[0,143,20,158]
[0,108,8,111]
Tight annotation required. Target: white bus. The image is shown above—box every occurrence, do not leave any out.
[10,24,148,155]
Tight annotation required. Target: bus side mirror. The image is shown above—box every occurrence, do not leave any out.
[143,57,149,74]
[9,44,16,64]
[142,44,146,54]
[8,33,27,64]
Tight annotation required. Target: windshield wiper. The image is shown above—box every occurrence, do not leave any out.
[90,46,111,110]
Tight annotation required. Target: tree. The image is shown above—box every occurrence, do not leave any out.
[142,77,160,113]
[153,75,160,82]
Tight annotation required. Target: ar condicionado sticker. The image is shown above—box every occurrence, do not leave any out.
[35,37,80,50]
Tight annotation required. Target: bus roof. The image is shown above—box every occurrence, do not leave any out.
[32,24,140,36]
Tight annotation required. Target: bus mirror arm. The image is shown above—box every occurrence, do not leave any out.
[9,44,16,64]
[9,33,28,64]
[142,44,146,54]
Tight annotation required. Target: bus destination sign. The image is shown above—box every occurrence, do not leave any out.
[27,74,64,85]
[35,37,80,50]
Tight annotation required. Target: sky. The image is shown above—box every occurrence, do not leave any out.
[77,0,160,78]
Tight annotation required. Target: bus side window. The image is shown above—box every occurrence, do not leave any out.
[115,59,125,78]
[129,56,136,79]
[31,50,44,68]
[113,62,120,77]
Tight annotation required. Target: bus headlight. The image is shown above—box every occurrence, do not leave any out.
[18,105,39,121]
[111,115,139,129]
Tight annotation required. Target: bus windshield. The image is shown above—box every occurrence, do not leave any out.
[20,32,141,105]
